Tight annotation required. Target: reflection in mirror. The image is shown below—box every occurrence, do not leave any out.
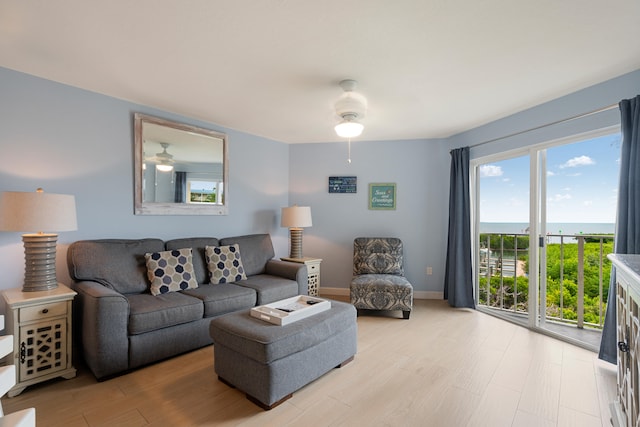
[134,113,228,215]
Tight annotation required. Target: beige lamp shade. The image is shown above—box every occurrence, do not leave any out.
[0,190,77,232]
[281,206,312,228]
[281,206,312,260]
[0,189,77,292]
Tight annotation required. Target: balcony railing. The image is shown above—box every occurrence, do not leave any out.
[478,233,614,330]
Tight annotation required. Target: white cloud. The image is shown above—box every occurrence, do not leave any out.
[547,171,555,176]
[507,197,525,207]
[480,164,503,177]
[560,155,595,168]
[549,194,572,202]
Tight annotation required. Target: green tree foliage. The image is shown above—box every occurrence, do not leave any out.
[479,234,613,328]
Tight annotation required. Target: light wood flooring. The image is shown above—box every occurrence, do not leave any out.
[1,298,617,427]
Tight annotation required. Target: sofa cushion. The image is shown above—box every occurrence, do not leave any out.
[205,244,247,284]
[165,237,219,284]
[145,248,199,296]
[68,239,165,294]
[234,274,299,305]
[219,234,275,276]
[127,292,204,335]
[181,283,256,317]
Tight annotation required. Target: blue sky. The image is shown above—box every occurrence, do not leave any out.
[479,132,621,223]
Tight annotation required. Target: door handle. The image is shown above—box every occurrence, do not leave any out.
[618,341,630,353]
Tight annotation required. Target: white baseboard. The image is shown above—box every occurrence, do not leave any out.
[414,290,445,300]
[319,287,443,300]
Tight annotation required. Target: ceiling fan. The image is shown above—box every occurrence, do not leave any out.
[334,79,367,138]
[334,79,367,163]
[145,142,175,172]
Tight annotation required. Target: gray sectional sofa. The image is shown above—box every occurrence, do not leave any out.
[67,234,307,380]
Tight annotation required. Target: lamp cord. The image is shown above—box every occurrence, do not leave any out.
[348,138,352,164]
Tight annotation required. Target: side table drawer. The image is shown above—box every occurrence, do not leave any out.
[308,263,319,273]
[20,301,67,322]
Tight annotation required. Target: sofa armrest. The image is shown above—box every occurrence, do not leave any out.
[265,260,308,295]
[73,281,130,379]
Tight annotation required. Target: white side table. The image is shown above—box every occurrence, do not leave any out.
[281,257,322,296]
[2,283,77,397]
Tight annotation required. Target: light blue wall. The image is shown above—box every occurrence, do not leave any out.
[449,69,640,159]
[289,69,640,296]
[0,67,291,289]
[288,139,450,296]
[2,65,639,300]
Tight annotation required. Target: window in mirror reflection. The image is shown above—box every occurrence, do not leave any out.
[187,180,223,205]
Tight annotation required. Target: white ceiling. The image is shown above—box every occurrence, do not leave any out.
[1,1,639,144]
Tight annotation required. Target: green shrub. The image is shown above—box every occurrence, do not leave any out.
[479,235,613,327]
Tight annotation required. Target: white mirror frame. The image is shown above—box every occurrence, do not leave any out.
[134,113,229,215]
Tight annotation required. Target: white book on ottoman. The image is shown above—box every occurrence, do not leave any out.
[250,295,330,325]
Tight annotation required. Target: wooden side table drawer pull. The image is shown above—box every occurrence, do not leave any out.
[20,301,66,322]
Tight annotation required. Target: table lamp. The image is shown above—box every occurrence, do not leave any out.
[281,205,312,259]
[0,188,77,292]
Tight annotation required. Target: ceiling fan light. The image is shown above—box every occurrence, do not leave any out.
[335,120,364,138]
[156,162,174,172]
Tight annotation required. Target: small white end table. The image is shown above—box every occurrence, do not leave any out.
[2,283,77,397]
[281,257,322,296]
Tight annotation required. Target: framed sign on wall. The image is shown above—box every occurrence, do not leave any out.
[369,183,396,210]
[328,176,357,193]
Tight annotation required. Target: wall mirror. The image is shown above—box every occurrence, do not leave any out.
[134,113,229,215]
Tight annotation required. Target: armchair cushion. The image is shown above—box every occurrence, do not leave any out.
[350,274,413,311]
[353,237,404,275]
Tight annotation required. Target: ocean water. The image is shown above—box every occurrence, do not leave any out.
[480,222,615,235]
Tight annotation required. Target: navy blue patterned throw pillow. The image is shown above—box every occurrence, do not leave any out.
[205,244,247,284]
[144,248,198,295]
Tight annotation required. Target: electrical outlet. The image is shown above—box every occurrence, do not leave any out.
[426,266,433,275]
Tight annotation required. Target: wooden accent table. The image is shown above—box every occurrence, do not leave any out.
[2,283,77,397]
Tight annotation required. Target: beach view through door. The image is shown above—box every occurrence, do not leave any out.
[476,130,621,349]
[538,133,620,346]
[477,154,532,325]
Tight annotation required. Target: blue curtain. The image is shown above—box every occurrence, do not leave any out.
[174,171,187,203]
[444,146,475,308]
[599,95,640,363]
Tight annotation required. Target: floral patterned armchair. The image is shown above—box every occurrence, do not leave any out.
[350,237,413,319]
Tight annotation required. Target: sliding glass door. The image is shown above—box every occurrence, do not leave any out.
[473,128,621,347]
[475,154,531,323]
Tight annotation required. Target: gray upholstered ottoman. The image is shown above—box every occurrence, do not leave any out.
[209,300,357,410]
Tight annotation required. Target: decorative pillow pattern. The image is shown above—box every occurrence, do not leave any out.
[205,244,247,284]
[145,248,198,296]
